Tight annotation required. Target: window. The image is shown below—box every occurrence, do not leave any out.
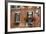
[15,12,20,23]
[14,12,20,27]
[27,12,33,25]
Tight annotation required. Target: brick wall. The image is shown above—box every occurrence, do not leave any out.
[10,6,41,28]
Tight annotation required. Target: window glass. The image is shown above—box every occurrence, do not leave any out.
[15,13,20,23]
